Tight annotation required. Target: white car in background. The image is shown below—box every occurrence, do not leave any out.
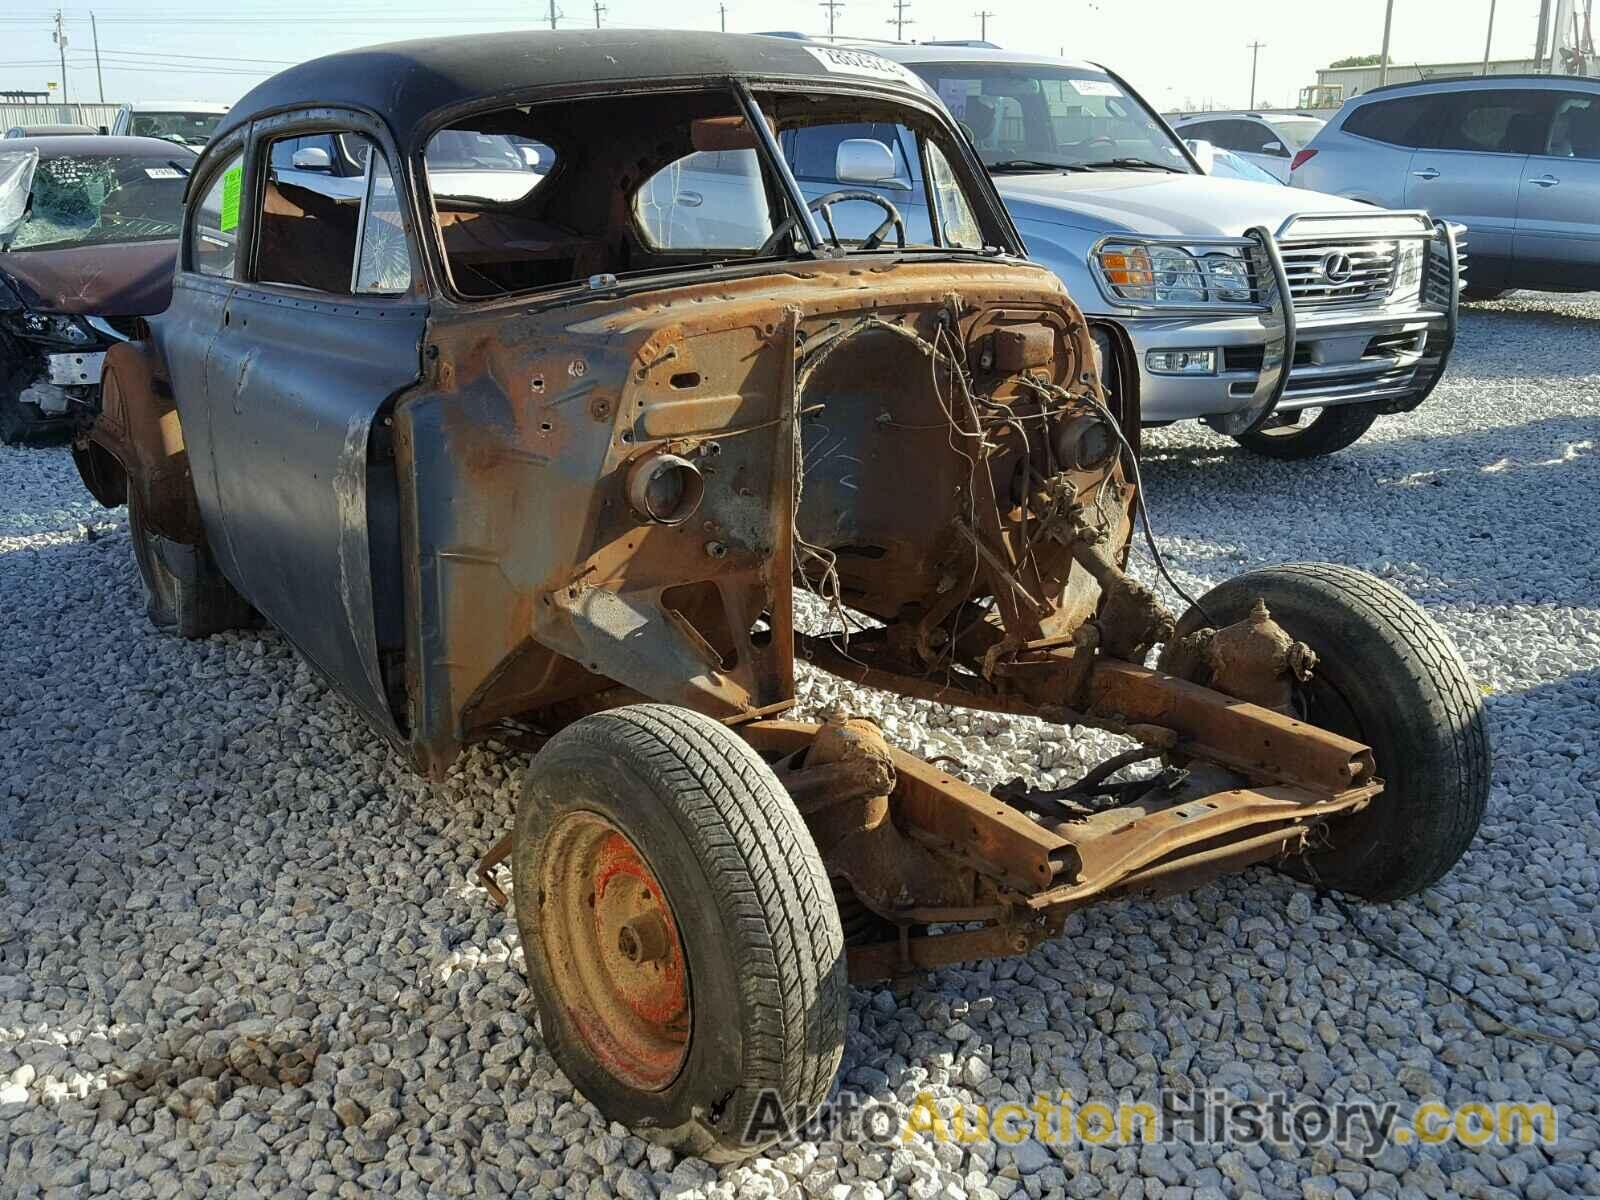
[1169,111,1326,183]
[270,129,546,203]
[109,101,231,148]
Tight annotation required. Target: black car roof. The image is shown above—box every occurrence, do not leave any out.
[215,29,924,145]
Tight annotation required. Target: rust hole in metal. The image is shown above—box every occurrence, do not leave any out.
[669,371,702,390]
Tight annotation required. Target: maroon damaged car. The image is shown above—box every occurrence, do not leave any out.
[0,136,194,443]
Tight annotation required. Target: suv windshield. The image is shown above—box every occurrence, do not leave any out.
[0,149,190,252]
[130,111,224,148]
[905,62,1194,174]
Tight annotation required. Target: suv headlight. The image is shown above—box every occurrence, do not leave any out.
[1390,240,1425,304]
[1203,253,1252,303]
[1148,246,1205,304]
[1095,243,1255,307]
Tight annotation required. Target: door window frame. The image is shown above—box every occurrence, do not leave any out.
[182,124,250,279]
[242,106,425,302]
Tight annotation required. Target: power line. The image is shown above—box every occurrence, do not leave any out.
[592,0,605,26]
[974,8,994,41]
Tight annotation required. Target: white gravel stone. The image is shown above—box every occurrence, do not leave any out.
[2,292,1598,1199]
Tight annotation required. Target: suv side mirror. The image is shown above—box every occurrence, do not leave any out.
[291,146,332,171]
[835,138,902,187]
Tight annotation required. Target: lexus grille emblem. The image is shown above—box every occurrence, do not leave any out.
[1320,251,1355,285]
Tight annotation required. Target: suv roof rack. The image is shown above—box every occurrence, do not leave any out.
[1360,72,1597,97]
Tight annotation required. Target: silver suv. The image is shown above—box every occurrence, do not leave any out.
[862,43,1463,459]
[1291,75,1600,297]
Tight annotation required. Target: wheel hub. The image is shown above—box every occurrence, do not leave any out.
[539,813,690,1090]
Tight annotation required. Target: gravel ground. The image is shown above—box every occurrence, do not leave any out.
[2,292,1598,1200]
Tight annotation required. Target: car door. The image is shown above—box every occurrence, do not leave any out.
[161,136,246,545]
[1512,89,1600,289]
[1405,87,1554,286]
[202,116,427,735]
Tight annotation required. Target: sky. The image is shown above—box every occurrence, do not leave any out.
[0,0,1550,114]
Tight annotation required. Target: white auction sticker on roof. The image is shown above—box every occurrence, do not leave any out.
[804,45,921,87]
[1067,79,1123,97]
[144,167,184,179]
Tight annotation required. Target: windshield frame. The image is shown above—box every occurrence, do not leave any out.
[906,58,1202,176]
[411,75,1025,307]
[1,149,191,253]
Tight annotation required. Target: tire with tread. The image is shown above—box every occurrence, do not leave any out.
[1159,563,1488,901]
[1232,404,1380,460]
[513,704,847,1162]
[128,490,257,638]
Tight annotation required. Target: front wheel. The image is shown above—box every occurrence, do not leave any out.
[1159,563,1489,900]
[1231,403,1379,459]
[513,705,847,1162]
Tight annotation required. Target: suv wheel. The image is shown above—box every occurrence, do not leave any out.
[1232,403,1379,459]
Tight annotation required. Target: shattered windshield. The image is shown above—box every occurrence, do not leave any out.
[906,62,1194,174]
[0,150,190,252]
[129,111,224,148]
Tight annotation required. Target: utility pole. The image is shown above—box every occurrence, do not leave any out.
[1482,0,1496,75]
[974,9,994,41]
[1533,0,1553,71]
[593,0,605,26]
[90,12,105,103]
[888,0,912,41]
[719,2,728,31]
[547,0,560,30]
[1378,0,1394,85]
[819,0,844,38]
[1247,40,1265,107]
[53,10,69,104]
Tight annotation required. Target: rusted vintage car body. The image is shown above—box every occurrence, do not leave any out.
[82,29,1386,942]
[79,30,1484,1159]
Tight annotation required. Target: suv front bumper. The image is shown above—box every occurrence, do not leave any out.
[1091,216,1461,430]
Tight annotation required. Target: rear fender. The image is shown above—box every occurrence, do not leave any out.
[87,338,206,544]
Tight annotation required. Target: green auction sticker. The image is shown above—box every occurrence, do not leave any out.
[219,164,242,232]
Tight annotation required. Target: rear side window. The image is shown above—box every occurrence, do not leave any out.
[190,151,243,278]
[1545,92,1600,159]
[1341,96,1437,147]
[1221,119,1281,154]
[1431,89,1553,154]
[256,130,412,295]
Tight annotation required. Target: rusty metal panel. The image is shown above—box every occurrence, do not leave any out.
[1087,659,1375,794]
[1029,779,1379,911]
